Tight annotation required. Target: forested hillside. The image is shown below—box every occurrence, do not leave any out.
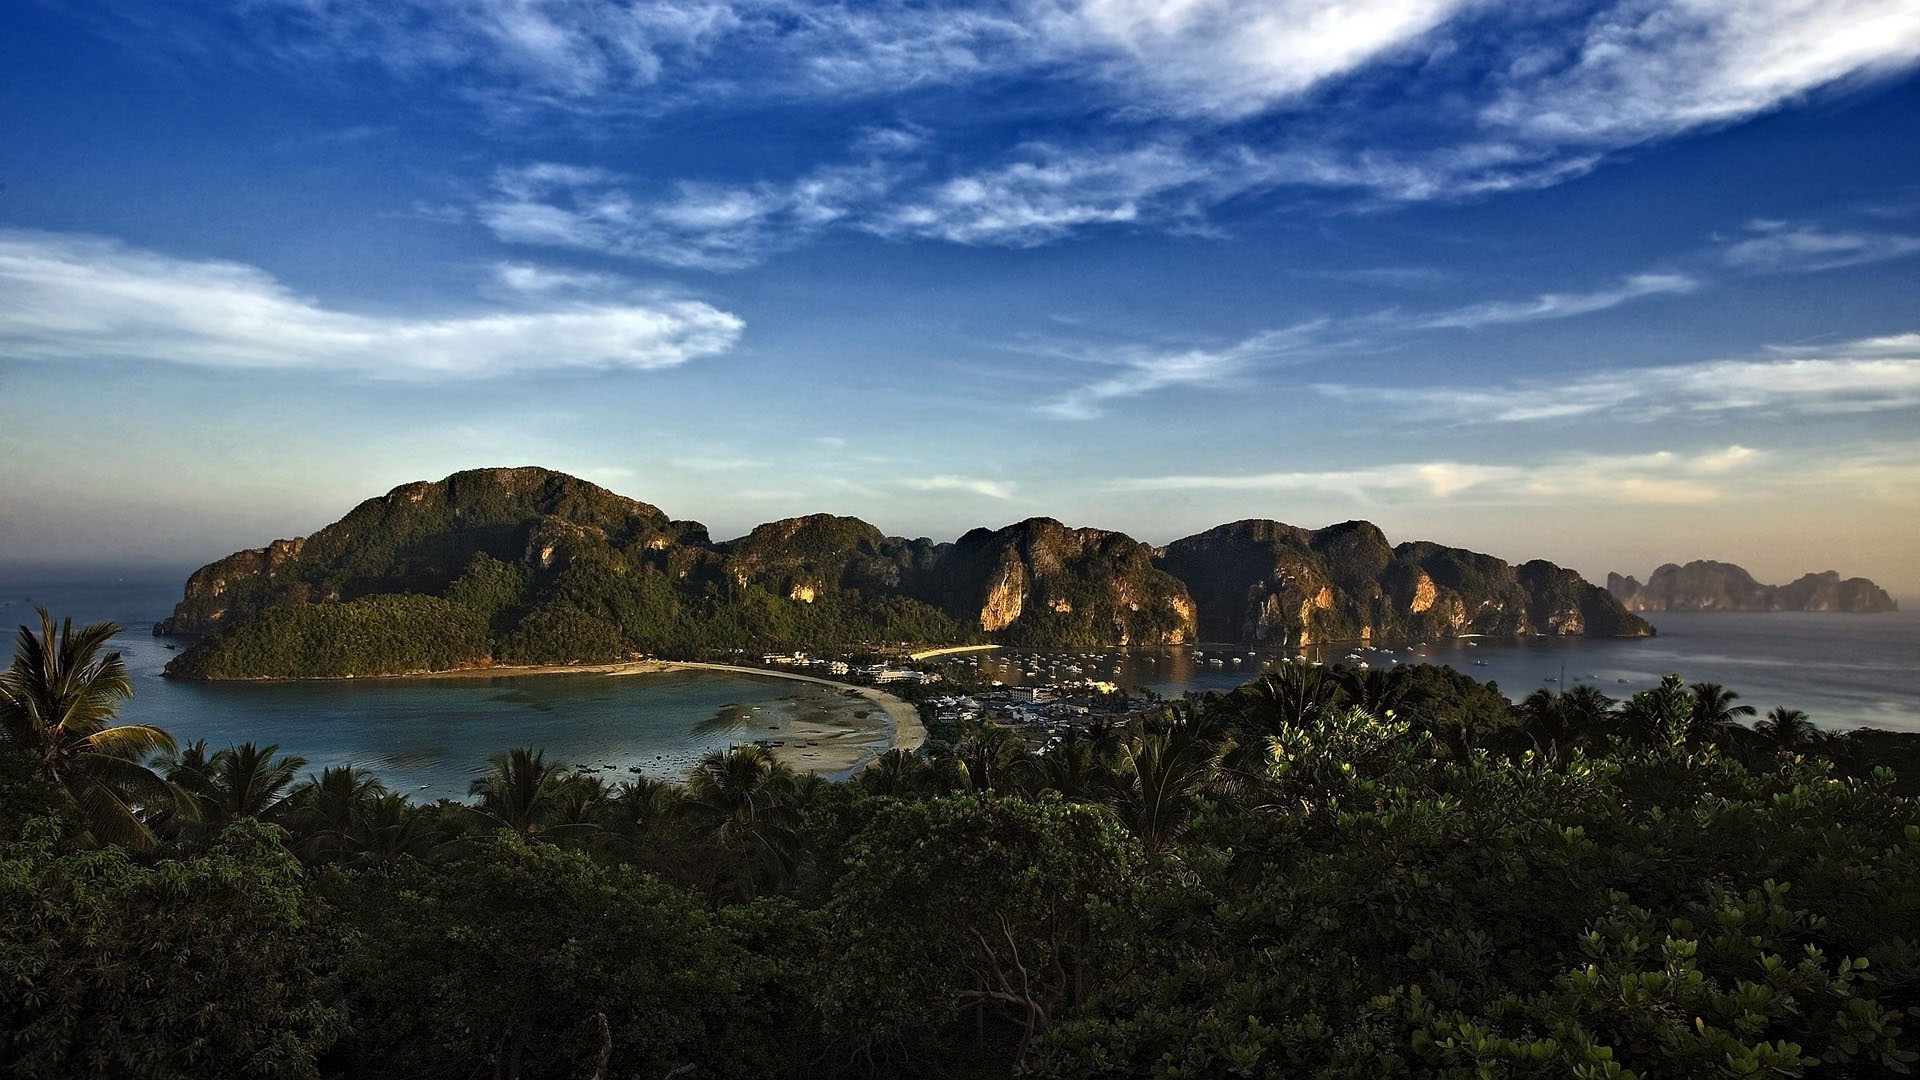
[159,468,1648,679]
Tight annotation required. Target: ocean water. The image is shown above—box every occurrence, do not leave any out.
[950,611,1920,734]
[0,575,895,800]
[2,574,1915,803]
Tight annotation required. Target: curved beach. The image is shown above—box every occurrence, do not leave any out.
[406,658,925,774]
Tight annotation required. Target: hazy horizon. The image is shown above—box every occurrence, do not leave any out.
[1,466,1911,604]
[3,3,1917,601]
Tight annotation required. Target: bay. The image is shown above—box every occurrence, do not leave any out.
[0,574,896,800]
[943,611,1920,733]
[4,574,1915,804]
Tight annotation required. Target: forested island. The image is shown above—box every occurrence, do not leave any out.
[5,606,1918,1079]
[1608,561,1897,613]
[158,466,1649,680]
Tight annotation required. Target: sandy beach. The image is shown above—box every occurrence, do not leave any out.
[404,658,925,776]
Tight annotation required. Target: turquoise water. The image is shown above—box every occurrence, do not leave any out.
[3,575,1915,803]
[0,576,895,800]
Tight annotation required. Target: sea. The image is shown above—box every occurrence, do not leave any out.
[3,572,1915,800]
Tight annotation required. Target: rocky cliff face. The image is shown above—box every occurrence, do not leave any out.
[1158,521,1650,646]
[930,519,1196,645]
[1609,562,1896,613]
[159,468,1659,680]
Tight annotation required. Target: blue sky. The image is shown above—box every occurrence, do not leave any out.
[2,0,1918,596]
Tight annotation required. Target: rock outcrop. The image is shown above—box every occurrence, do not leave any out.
[158,467,1657,678]
[930,519,1196,646]
[1157,520,1651,646]
[1608,562,1896,613]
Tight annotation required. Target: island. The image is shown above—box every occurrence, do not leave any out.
[157,466,1651,680]
[1608,561,1897,613]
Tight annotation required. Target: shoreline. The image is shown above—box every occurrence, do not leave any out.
[192,658,926,775]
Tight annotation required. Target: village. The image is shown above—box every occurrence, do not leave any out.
[750,649,1144,752]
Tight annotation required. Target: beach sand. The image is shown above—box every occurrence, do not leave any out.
[410,658,925,776]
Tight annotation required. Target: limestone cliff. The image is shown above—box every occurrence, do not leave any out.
[1609,562,1896,613]
[159,467,1662,679]
[1158,520,1650,645]
[930,519,1196,646]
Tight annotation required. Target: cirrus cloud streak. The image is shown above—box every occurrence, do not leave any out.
[0,231,742,378]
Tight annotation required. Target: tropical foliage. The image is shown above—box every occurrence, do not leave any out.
[6,615,1919,1079]
[0,609,180,849]
[167,594,490,679]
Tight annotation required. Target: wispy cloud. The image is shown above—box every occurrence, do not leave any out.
[1721,219,1920,273]
[123,1,1920,255]
[0,231,742,378]
[481,159,901,270]
[1113,445,1771,505]
[1315,334,1920,422]
[1483,0,1920,145]
[1417,272,1697,329]
[904,475,1019,499]
[1037,322,1335,419]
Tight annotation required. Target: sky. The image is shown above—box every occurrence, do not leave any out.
[1,0,1918,598]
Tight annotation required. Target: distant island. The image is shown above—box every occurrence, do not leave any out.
[158,466,1650,680]
[1607,561,1896,613]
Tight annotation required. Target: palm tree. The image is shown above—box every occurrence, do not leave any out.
[681,744,801,899]
[1111,728,1214,856]
[1334,665,1411,719]
[596,775,685,861]
[951,721,1024,793]
[1688,682,1756,744]
[1755,706,1820,749]
[344,792,441,867]
[210,742,308,823]
[860,748,934,799]
[0,608,182,850]
[1560,684,1618,744]
[468,747,594,843]
[1016,731,1120,805]
[282,765,388,863]
[1243,663,1341,736]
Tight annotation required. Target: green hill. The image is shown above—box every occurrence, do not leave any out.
[160,467,1646,679]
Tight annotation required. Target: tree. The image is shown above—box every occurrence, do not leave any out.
[467,747,596,844]
[1333,664,1411,718]
[166,742,307,835]
[0,819,344,1079]
[1111,728,1214,856]
[1618,674,1694,747]
[681,745,801,899]
[1755,705,1820,749]
[1689,681,1756,742]
[337,833,766,1080]
[0,609,181,851]
[819,795,1144,1070]
[1242,662,1342,736]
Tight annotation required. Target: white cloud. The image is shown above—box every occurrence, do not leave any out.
[491,262,629,295]
[215,1,1920,255]
[905,475,1019,499]
[1043,0,1477,118]
[1038,322,1333,419]
[1113,445,1769,505]
[1721,219,1920,273]
[240,0,1470,118]
[1316,337,1920,421]
[1417,272,1697,329]
[1485,0,1920,145]
[482,160,901,270]
[0,231,742,378]
[870,141,1216,246]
